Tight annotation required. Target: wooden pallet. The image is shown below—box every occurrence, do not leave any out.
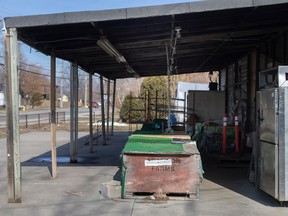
[125,190,199,201]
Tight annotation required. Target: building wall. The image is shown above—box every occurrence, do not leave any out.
[175,82,209,122]
[0,92,5,106]
[187,90,225,123]
[221,31,288,134]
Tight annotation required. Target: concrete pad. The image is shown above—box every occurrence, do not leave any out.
[0,131,288,216]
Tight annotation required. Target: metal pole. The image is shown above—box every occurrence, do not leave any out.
[5,27,21,203]
[70,62,78,163]
[111,79,116,136]
[145,90,148,122]
[129,91,132,133]
[184,92,186,131]
[222,114,228,154]
[84,74,88,107]
[50,52,57,178]
[100,75,106,145]
[166,43,173,133]
[89,72,93,152]
[235,115,240,153]
[225,67,229,113]
[155,90,158,119]
[148,90,151,121]
[106,79,110,139]
[60,61,64,108]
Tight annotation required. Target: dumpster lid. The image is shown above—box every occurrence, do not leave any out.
[122,136,199,155]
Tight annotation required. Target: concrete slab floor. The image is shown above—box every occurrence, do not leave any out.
[0,131,287,216]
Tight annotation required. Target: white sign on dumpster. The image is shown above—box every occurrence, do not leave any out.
[144,159,172,166]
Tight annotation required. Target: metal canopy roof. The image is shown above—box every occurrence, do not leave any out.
[4,0,288,80]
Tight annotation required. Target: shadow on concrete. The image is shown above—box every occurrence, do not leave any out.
[21,131,130,180]
[201,154,282,207]
[20,131,283,207]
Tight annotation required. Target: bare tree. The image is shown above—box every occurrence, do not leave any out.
[115,77,143,110]
[57,60,71,100]
[0,64,5,88]
[19,65,49,108]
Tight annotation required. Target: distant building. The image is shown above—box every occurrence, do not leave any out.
[0,92,5,106]
[175,82,209,123]
[58,94,69,102]
[0,84,5,106]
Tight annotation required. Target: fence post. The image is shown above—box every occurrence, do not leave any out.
[96,121,99,145]
[63,112,66,123]
[38,114,40,127]
[57,112,59,124]
[25,115,28,128]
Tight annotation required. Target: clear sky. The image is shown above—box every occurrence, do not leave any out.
[0,0,199,69]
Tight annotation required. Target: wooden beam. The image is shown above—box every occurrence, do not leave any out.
[5,28,21,203]
[284,32,287,64]
[111,79,116,136]
[70,62,78,163]
[50,52,57,178]
[106,79,110,138]
[100,75,107,145]
[225,66,229,114]
[248,51,256,132]
[89,72,93,152]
